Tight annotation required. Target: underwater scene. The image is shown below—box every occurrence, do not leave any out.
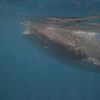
[0,0,100,100]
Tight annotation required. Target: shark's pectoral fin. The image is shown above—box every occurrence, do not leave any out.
[82,57,100,66]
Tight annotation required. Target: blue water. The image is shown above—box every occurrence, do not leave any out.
[0,0,100,100]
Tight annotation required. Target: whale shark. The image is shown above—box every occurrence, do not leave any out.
[22,15,100,66]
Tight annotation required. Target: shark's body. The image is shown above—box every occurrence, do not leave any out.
[22,15,100,66]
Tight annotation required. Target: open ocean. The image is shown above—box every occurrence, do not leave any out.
[0,0,100,100]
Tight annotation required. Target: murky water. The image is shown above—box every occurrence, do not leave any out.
[0,0,100,100]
